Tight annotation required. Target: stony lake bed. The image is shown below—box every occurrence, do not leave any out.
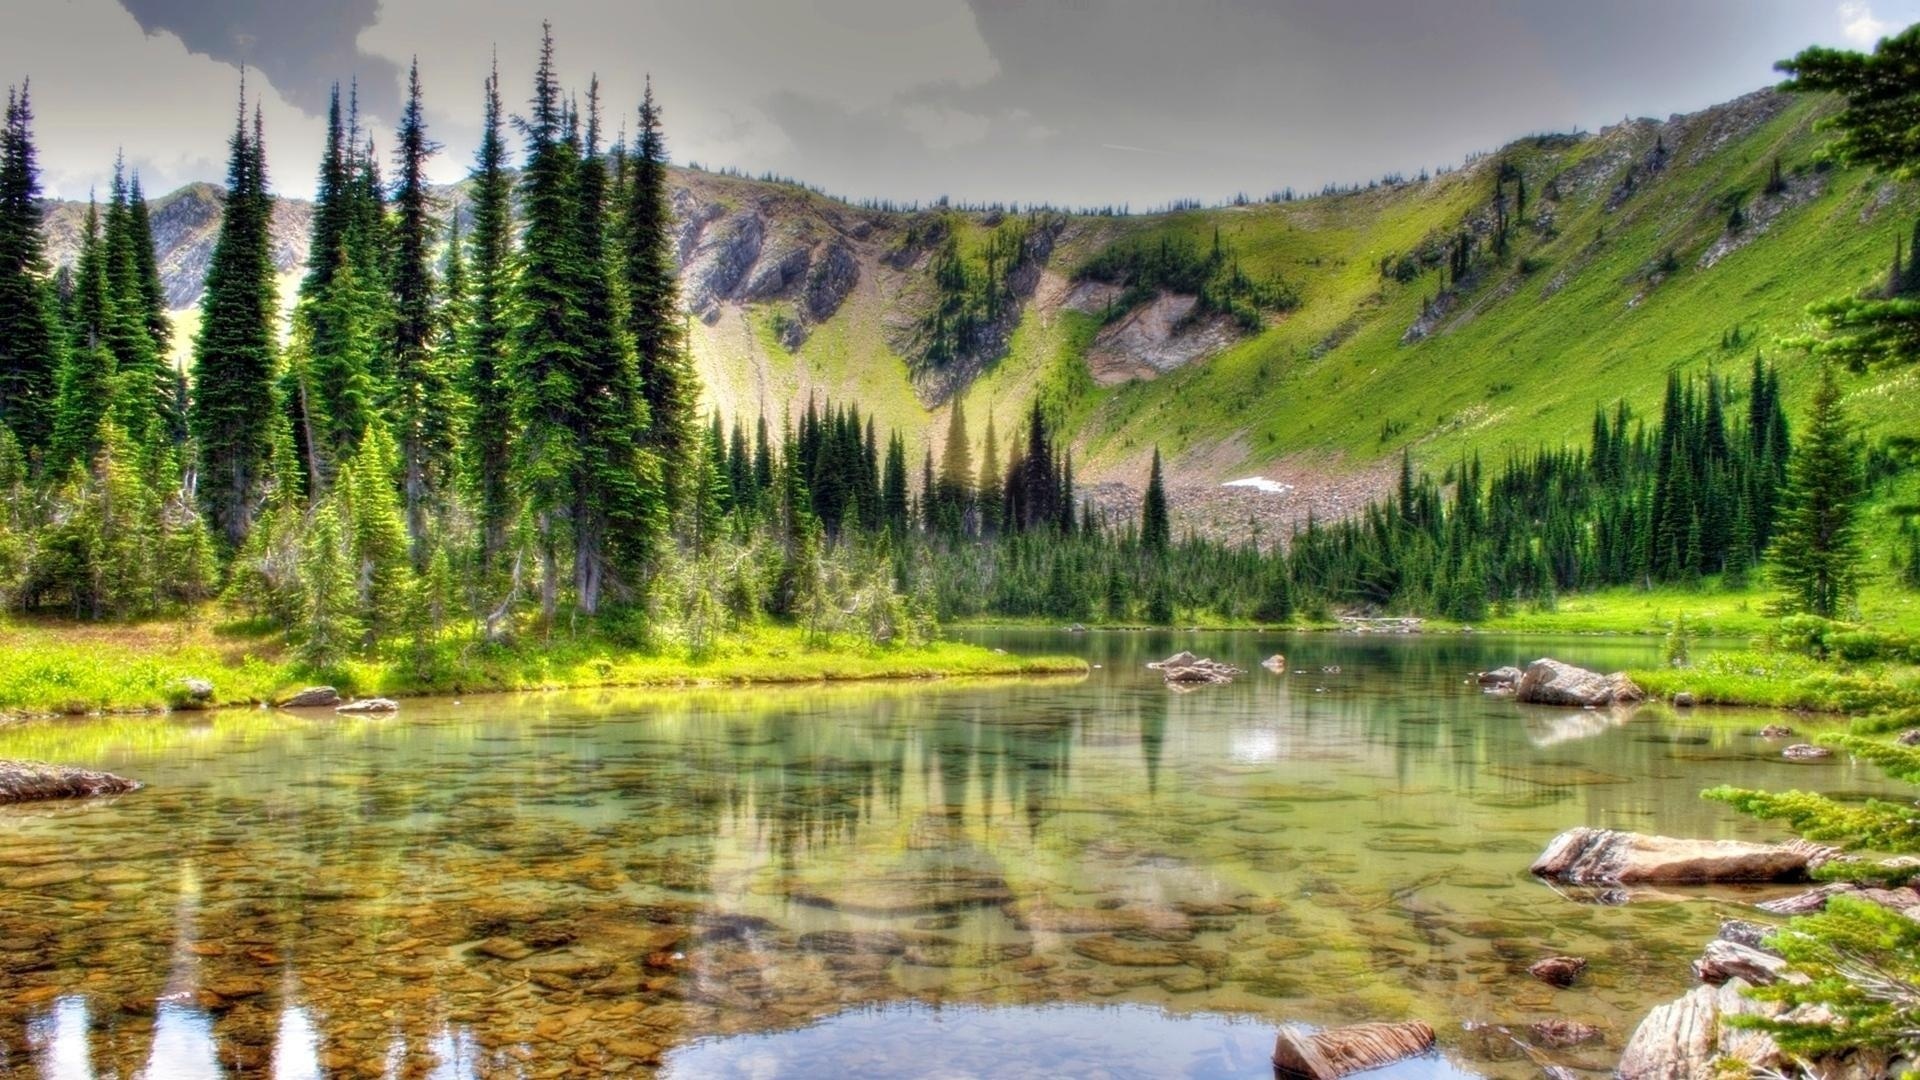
[0,631,1892,1079]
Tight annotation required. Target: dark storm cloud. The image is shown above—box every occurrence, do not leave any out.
[116,0,402,122]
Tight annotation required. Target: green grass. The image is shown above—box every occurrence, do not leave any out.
[0,614,1086,717]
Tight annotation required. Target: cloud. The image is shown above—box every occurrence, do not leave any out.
[116,0,402,122]
[1839,1,1892,45]
[2,0,323,199]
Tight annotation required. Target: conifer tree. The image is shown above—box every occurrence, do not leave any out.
[936,399,972,536]
[299,498,362,667]
[123,173,181,444]
[191,91,279,548]
[0,82,63,455]
[977,413,1003,538]
[572,76,663,611]
[625,77,699,520]
[342,426,413,640]
[462,60,516,571]
[389,57,456,560]
[1768,364,1863,618]
[508,24,583,623]
[50,201,116,472]
[100,161,164,449]
[1142,447,1171,556]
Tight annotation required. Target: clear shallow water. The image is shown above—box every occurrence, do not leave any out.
[0,631,1893,1079]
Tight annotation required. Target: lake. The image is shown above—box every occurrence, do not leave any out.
[0,631,1887,1079]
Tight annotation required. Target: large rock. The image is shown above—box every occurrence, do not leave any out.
[1693,939,1790,986]
[277,686,341,709]
[1147,651,1243,685]
[1477,665,1522,689]
[1528,955,1586,987]
[1515,658,1644,707]
[171,677,215,710]
[0,760,140,804]
[1530,827,1834,885]
[1618,978,1784,1080]
[335,698,399,715]
[1271,1021,1436,1079]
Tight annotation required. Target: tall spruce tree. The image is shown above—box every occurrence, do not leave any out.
[508,24,583,623]
[1768,364,1864,618]
[0,82,63,456]
[1142,447,1171,556]
[462,59,516,572]
[388,58,456,560]
[50,200,115,472]
[624,76,699,521]
[190,92,280,548]
[571,77,662,611]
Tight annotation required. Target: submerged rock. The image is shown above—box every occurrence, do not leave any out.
[1528,955,1587,987]
[1782,743,1832,760]
[1530,827,1833,885]
[1758,724,1793,738]
[1515,659,1644,707]
[1529,1019,1602,1047]
[1271,1020,1436,1079]
[1262,654,1288,673]
[336,698,399,715]
[277,686,341,709]
[0,760,140,804]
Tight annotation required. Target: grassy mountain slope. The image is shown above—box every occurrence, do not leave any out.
[40,87,1917,543]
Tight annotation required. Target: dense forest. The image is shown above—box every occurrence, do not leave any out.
[0,26,1898,675]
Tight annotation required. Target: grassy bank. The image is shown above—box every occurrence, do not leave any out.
[0,614,1087,718]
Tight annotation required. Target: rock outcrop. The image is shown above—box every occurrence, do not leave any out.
[1617,977,1787,1080]
[278,686,342,709]
[1271,1020,1436,1079]
[1146,652,1244,686]
[0,760,139,804]
[1530,827,1833,885]
[1514,658,1644,707]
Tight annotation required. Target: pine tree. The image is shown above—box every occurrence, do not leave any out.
[462,59,516,572]
[977,413,1003,538]
[299,498,363,667]
[341,426,414,641]
[388,57,456,560]
[50,201,116,472]
[1768,364,1864,618]
[936,399,972,536]
[625,76,699,520]
[0,83,63,457]
[572,77,664,612]
[1142,447,1171,556]
[191,91,280,548]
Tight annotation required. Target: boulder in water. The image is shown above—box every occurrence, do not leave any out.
[1477,666,1522,689]
[1514,659,1644,707]
[0,760,140,804]
[1672,691,1697,708]
[1782,743,1832,760]
[1262,654,1287,673]
[1148,651,1243,685]
[1693,939,1789,986]
[336,698,399,714]
[277,686,341,709]
[1759,724,1793,738]
[1271,1020,1436,1079]
[1530,827,1833,885]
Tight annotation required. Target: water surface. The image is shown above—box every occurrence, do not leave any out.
[0,632,1887,1079]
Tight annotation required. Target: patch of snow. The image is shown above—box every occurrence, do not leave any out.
[1223,476,1292,495]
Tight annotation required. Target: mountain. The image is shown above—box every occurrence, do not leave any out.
[38,86,1917,539]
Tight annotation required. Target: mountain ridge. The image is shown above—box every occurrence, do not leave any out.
[35,84,1917,541]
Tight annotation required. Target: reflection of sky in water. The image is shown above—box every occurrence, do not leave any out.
[665,1003,1480,1080]
[273,1004,321,1080]
[28,997,92,1079]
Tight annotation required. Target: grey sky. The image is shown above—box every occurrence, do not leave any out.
[7,0,1918,205]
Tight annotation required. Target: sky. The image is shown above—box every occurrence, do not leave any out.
[5,0,1919,207]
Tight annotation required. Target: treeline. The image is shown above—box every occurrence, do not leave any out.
[0,31,940,664]
[899,358,1799,625]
